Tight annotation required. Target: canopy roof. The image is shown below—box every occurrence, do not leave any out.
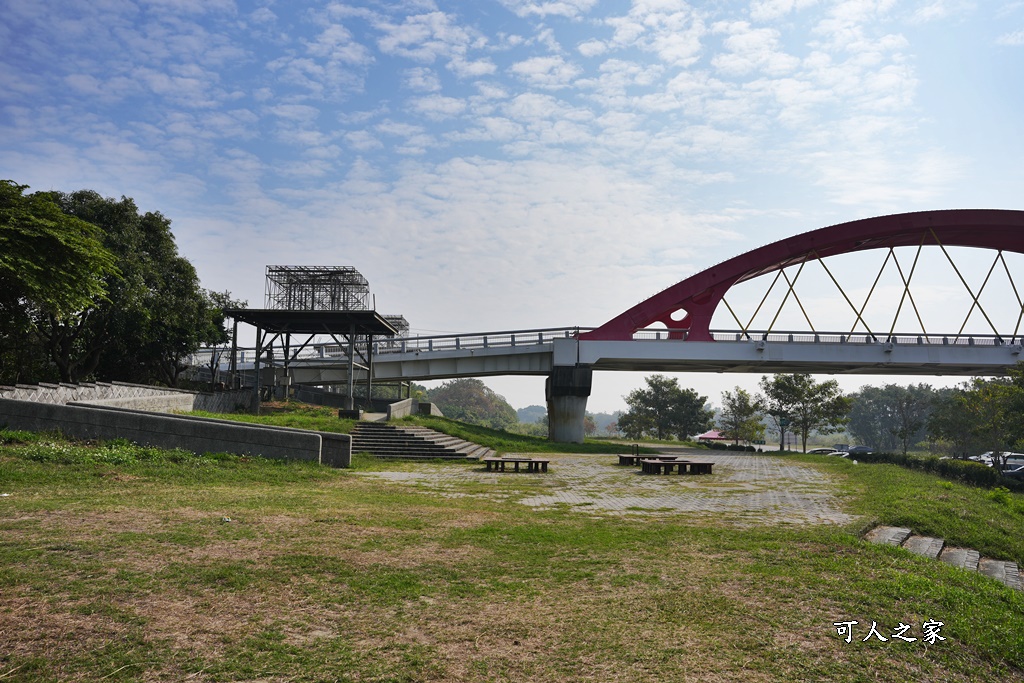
[225,309,398,337]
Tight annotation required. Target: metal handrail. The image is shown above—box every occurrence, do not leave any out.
[189,327,1023,367]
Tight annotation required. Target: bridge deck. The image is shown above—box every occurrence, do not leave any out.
[201,328,1024,383]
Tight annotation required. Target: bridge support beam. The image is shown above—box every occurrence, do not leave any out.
[546,365,592,443]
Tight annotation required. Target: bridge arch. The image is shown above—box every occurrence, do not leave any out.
[580,209,1024,342]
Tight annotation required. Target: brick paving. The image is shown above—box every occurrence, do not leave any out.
[356,451,854,525]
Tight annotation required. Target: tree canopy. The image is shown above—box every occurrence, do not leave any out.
[0,181,121,384]
[758,374,850,452]
[0,181,241,386]
[927,374,1024,467]
[618,374,714,441]
[0,180,118,317]
[717,387,765,445]
[847,383,935,455]
[427,379,518,430]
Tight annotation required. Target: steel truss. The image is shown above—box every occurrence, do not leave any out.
[581,209,1024,342]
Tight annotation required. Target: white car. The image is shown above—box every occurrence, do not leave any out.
[808,448,846,456]
[972,452,1024,467]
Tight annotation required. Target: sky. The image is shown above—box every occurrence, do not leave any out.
[3,0,1024,414]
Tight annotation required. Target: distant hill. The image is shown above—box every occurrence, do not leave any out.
[517,404,547,423]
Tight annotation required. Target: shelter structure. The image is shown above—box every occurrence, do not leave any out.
[696,429,728,442]
[228,266,400,411]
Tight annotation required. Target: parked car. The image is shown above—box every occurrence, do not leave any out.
[808,448,846,456]
[1001,465,1024,479]
[971,452,1024,468]
[847,445,874,455]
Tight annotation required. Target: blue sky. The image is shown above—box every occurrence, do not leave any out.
[3,0,1023,412]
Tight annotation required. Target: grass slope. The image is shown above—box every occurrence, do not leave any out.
[0,431,1022,681]
[190,402,659,455]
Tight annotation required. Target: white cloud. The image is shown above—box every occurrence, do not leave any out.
[509,55,583,89]
[408,94,468,120]
[305,23,374,65]
[375,11,480,62]
[498,0,600,19]
[404,67,442,92]
[807,143,961,208]
[749,0,820,22]
[267,104,320,123]
[577,39,607,57]
[448,56,498,78]
[346,131,382,150]
[711,22,800,76]
[603,1,707,67]
[250,7,276,23]
[448,116,526,142]
[996,29,1024,45]
[909,0,974,23]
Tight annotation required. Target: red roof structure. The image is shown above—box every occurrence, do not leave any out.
[697,430,728,441]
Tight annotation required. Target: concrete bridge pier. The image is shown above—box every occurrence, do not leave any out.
[546,365,592,443]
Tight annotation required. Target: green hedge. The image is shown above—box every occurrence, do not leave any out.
[705,442,756,452]
[852,451,1023,490]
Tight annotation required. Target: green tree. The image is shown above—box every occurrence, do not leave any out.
[928,364,1024,465]
[951,378,1017,469]
[717,387,765,445]
[41,189,240,385]
[757,374,850,453]
[848,383,935,454]
[618,374,714,441]
[928,386,986,457]
[0,181,119,383]
[427,378,518,430]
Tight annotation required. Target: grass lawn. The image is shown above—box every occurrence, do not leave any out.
[0,429,1022,682]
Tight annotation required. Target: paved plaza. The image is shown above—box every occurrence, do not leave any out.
[356,451,855,526]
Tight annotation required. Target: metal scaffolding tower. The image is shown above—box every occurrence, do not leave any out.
[223,265,412,412]
[265,266,370,311]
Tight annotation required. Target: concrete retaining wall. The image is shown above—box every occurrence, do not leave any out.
[386,398,443,420]
[76,394,197,413]
[0,398,351,467]
[386,398,416,420]
[0,382,258,414]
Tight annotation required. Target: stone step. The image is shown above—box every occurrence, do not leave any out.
[349,422,490,461]
[371,453,470,460]
[350,439,458,449]
[863,525,1020,591]
[902,535,944,560]
[978,559,1022,590]
[938,547,980,571]
[863,526,911,546]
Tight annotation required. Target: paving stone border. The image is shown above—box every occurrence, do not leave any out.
[864,525,1021,591]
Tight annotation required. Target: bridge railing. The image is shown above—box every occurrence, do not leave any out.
[190,327,1023,369]
[291,327,591,360]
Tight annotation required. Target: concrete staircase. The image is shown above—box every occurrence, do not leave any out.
[350,422,494,461]
[864,526,1022,591]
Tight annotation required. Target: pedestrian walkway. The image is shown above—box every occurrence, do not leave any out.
[864,525,1022,591]
[356,451,854,525]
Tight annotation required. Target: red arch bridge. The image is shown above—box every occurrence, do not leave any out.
[213,209,1024,442]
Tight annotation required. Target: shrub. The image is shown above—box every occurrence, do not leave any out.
[854,451,1014,489]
